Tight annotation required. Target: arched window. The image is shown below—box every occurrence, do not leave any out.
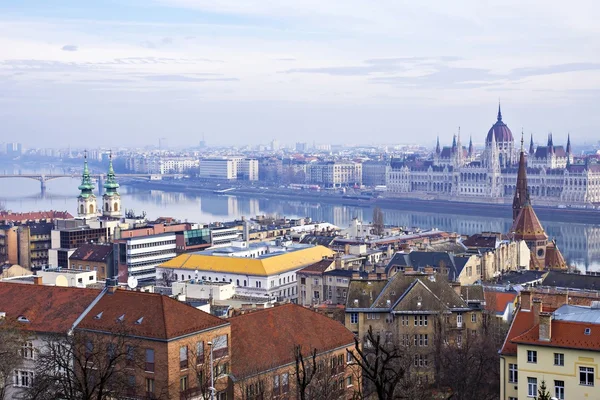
[105,203,109,211]
[79,204,84,214]
[114,202,119,212]
[89,204,94,214]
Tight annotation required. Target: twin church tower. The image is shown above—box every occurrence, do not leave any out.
[77,151,121,220]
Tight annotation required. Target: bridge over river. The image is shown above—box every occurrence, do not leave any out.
[0,173,184,191]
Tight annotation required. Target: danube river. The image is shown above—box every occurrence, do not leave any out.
[1,175,600,273]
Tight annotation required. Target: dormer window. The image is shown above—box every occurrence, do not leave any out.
[17,315,30,323]
[94,312,103,320]
[116,314,125,322]
[585,328,591,335]
[135,317,144,325]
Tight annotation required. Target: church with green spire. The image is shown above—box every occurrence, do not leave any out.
[77,151,97,220]
[102,151,122,218]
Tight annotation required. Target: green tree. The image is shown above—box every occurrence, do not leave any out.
[536,379,551,400]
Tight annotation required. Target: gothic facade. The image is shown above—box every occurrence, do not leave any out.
[387,106,600,205]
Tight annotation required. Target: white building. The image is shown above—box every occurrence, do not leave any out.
[157,242,334,303]
[210,226,242,248]
[306,161,362,188]
[199,157,260,181]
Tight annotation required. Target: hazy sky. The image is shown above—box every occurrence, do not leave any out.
[1,1,600,148]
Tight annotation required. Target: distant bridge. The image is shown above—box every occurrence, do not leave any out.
[0,173,184,191]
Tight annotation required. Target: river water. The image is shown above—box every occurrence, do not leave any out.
[1,172,599,274]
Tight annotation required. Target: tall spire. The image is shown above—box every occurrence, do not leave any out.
[497,101,502,122]
[468,135,473,157]
[529,133,535,155]
[452,134,457,150]
[566,133,572,154]
[435,136,440,154]
[520,129,524,152]
[104,149,119,195]
[513,144,529,221]
[78,150,95,197]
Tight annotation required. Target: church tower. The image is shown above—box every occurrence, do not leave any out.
[512,133,529,220]
[102,151,122,218]
[77,151,97,220]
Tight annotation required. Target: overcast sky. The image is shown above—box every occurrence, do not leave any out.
[1,0,600,148]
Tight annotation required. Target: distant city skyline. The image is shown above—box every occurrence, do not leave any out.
[1,1,600,147]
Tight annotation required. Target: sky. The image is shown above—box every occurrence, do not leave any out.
[1,0,600,148]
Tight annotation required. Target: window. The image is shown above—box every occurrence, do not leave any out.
[145,378,155,395]
[14,370,34,388]
[180,375,188,392]
[413,315,428,326]
[400,315,409,326]
[508,363,518,383]
[213,334,228,358]
[197,341,204,364]
[580,366,594,386]
[527,350,537,363]
[350,313,358,324]
[21,342,34,359]
[554,380,564,400]
[527,377,537,397]
[456,313,463,326]
[145,349,155,372]
[346,376,353,387]
[456,333,462,348]
[282,373,289,393]
[471,313,477,323]
[180,346,188,369]
[273,375,280,396]
[126,345,135,365]
[554,353,564,366]
[347,351,353,363]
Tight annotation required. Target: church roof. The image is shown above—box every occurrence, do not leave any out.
[486,105,514,144]
[544,241,567,270]
[510,203,548,241]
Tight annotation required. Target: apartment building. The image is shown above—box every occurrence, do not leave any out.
[297,259,359,306]
[306,161,363,187]
[69,243,113,280]
[500,291,600,400]
[229,304,360,399]
[345,273,485,382]
[199,157,259,181]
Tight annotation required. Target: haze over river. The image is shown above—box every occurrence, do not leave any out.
[2,170,599,274]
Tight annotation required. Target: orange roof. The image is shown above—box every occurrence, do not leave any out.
[484,291,517,314]
[500,307,536,356]
[512,320,600,351]
[78,289,228,340]
[545,241,567,270]
[229,304,355,378]
[0,283,100,334]
[0,210,72,223]
[510,204,547,241]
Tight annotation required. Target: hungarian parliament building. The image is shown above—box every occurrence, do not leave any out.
[387,106,600,205]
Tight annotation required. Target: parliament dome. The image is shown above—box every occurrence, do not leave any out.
[486,105,514,144]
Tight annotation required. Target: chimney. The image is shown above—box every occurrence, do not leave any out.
[520,290,532,310]
[539,312,552,341]
[344,244,350,255]
[532,298,542,326]
[106,278,118,294]
[33,276,43,286]
[351,272,360,279]
[451,282,462,296]
[367,273,378,280]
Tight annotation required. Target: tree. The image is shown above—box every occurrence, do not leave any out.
[347,326,406,400]
[536,380,551,400]
[25,329,168,400]
[372,207,385,236]
[293,346,354,400]
[294,346,317,400]
[0,320,28,400]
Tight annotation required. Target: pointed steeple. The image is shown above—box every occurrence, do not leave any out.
[566,133,572,154]
[103,150,119,195]
[513,143,530,221]
[547,133,554,154]
[529,133,535,155]
[468,135,473,157]
[435,136,441,154]
[78,150,95,197]
[497,101,503,122]
[452,134,457,151]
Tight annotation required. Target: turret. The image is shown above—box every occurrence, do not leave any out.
[435,136,441,155]
[566,133,573,167]
[468,135,474,158]
[513,132,530,221]
[102,150,122,218]
[77,151,97,220]
[547,133,554,154]
[529,134,535,155]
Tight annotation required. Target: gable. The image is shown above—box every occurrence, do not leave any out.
[393,280,449,313]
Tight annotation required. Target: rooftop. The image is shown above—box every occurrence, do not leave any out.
[69,243,113,262]
[160,245,334,276]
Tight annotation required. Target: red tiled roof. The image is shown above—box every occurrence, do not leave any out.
[69,243,113,262]
[500,307,535,356]
[512,320,600,351]
[0,210,73,223]
[545,241,567,270]
[297,259,334,275]
[484,291,517,314]
[511,204,547,241]
[229,304,355,379]
[0,283,100,334]
[77,289,228,340]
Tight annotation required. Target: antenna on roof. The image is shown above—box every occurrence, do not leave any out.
[127,276,138,290]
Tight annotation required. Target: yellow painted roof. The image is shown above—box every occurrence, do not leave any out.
[160,246,335,276]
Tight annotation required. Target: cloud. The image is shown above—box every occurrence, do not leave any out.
[509,63,600,78]
[61,45,78,52]
[143,74,238,82]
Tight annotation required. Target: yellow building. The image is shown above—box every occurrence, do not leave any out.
[158,243,334,303]
[500,294,599,400]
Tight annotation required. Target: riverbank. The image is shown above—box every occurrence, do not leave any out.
[124,179,600,224]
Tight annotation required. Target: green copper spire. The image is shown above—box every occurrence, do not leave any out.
[103,150,119,195]
[78,150,95,198]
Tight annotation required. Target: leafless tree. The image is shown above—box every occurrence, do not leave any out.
[372,207,385,237]
[0,320,28,400]
[25,328,168,400]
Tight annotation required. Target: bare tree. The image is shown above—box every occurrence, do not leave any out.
[0,320,28,400]
[294,346,317,400]
[25,329,168,400]
[294,346,355,400]
[347,326,406,400]
[372,207,385,237]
